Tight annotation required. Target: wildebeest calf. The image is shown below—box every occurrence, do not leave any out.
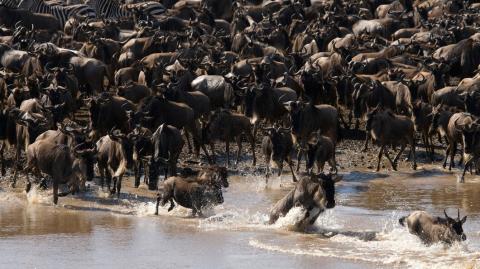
[399,210,467,245]
[155,176,224,217]
[306,132,337,174]
[261,125,297,183]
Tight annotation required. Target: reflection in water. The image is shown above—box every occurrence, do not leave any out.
[0,171,478,269]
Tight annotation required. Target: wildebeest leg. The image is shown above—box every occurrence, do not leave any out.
[383,147,397,171]
[143,160,149,186]
[167,199,175,211]
[449,143,457,171]
[411,139,417,170]
[248,132,256,166]
[458,141,464,166]
[134,161,140,188]
[133,160,143,188]
[316,160,325,174]
[265,152,271,182]
[461,159,471,183]
[348,110,353,128]
[308,208,322,225]
[287,158,297,182]
[0,142,5,176]
[11,147,21,187]
[437,133,443,145]
[376,145,385,171]
[210,142,216,163]
[106,168,112,192]
[201,143,212,164]
[235,135,242,166]
[99,165,105,189]
[363,133,370,152]
[296,142,304,172]
[53,181,59,205]
[111,177,117,195]
[277,161,284,177]
[337,106,349,129]
[355,118,360,130]
[443,143,450,169]
[168,159,175,177]
[116,177,121,198]
[185,130,193,154]
[253,122,258,145]
[329,151,338,173]
[393,144,406,167]
[155,193,161,215]
[226,139,230,166]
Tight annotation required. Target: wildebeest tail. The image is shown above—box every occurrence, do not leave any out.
[399,216,407,226]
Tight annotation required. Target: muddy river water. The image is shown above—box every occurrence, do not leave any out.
[0,167,479,268]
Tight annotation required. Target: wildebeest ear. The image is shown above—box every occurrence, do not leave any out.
[461,216,467,224]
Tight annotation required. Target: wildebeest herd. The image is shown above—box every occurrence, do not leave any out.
[0,0,475,246]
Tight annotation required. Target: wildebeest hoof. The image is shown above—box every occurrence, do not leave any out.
[25,182,31,192]
[39,179,48,189]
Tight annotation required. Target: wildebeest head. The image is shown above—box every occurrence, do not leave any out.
[458,119,480,163]
[283,100,306,140]
[128,125,152,162]
[265,125,291,166]
[203,185,224,205]
[444,209,467,242]
[316,173,339,209]
[73,141,97,183]
[429,104,444,136]
[15,110,51,143]
[202,166,229,189]
[109,128,134,167]
[352,82,370,118]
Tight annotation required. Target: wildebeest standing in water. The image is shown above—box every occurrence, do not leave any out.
[399,210,467,245]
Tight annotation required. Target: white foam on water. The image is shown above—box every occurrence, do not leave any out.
[26,186,51,205]
[249,211,480,269]
[198,206,269,231]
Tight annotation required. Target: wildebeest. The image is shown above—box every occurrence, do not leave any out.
[365,107,416,171]
[202,109,256,166]
[24,140,93,204]
[284,101,340,171]
[155,175,225,217]
[399,210,467,245]
[95,129,132,197]
[306,132,337,174]
[269,173,341,229]
[443,112,475,170]
[261,125,296,182]
[146,123,184,190]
